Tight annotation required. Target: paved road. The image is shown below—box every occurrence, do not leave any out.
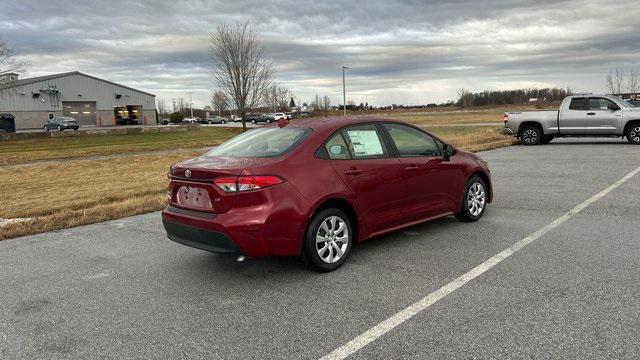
[1,138,639,359]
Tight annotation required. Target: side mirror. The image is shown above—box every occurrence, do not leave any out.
[442,143,454,161]
[608,104,620,111]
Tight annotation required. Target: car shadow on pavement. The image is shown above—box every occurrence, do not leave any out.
[169,216,457,279]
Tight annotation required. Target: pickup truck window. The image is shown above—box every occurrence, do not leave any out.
[569,98,587,110]
[589,98,616,110]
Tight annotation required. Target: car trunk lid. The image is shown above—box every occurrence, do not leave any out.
[168,156,279,214]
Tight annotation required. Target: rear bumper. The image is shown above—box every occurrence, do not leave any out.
[163,218,241,253]
[161,182,311,257]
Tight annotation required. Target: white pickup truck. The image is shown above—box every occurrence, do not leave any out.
[503,95,640,145]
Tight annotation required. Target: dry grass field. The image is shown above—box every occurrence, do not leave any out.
[0,109,518,240]
[0,127,242,165]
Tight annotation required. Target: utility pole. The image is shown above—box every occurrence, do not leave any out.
[188,92,194,119]
[171,98,176,113]
[342,66,349,117]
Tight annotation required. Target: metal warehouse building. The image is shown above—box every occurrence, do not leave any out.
[0,71,156,130]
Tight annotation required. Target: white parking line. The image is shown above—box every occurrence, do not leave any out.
[321,164,640,360]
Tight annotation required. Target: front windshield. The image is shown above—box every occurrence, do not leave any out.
[610,96,634,108]
[205,127,312,158]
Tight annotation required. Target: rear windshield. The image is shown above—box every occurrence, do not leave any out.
[205,127,312,158]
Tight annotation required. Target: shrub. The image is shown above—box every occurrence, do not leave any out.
[170,112,184,123]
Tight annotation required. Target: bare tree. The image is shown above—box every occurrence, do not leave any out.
[210,22,273,130]
[0,35,28,77]
[627,66,640,93]
[156,98,169,116]
[606,66,624,94]
[322,96,331,116]
[457,88,473,108]
[212,91,228,116]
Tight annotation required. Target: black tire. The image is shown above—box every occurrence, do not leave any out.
[626,124,640,145]
[251,119,256,124]
[455,175,488,222]
[266,119,272,123]
[57,125,63,131]
[520,126,542,145]
[44,125,49,132]
[541,136,554,144]
[302,208,354,272]
[221,120,226,124]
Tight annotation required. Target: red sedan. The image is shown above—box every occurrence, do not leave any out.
[162,117,492,271]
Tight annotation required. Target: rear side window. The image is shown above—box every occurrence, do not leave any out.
[569,98,587,110]
[324,133,351,160]
[205,127,311,158]
[341,124,387,159]
[383,123,440,157]
[589,98,616,110]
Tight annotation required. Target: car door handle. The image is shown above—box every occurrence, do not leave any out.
[405,165,418,171]
[343,168,363,175]
[587,112,596,115]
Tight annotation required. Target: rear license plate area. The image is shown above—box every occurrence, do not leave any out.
[175,185,213,210]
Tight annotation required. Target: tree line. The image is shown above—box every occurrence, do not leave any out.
[456,87,572,108]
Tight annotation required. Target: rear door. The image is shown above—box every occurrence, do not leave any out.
[586,97,621,134]
[559,97,587,134]
[327,124,407,233]
[382,123,460,221]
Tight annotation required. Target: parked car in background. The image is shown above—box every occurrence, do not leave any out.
[160,118,171,125]
[205,116,227,124]
[183,118,198,124]
[115,116,139,125]
[229,115,241,122]
[285,112,293,120]
[162,117,492,271]
[272,112,287,121]
[44,117,79,131]
[247,113,275,124]
[503,95,640,145]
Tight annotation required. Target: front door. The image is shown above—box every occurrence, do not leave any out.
[327,124,407,234]
[382,123,461,221]
[587,98,622,134]
[559,97,587,134]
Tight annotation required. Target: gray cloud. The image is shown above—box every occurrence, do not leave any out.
[1,0,638,107]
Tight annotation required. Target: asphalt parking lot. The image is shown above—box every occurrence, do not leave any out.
[1,138,639,359]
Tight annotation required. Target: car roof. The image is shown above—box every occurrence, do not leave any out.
[280,116,410,132]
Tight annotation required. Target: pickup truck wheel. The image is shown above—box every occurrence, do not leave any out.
[455,176,487,222]
[626,125,640,145]
[251,119,256,124]
[520,126,542,145]
[541,136,554,144]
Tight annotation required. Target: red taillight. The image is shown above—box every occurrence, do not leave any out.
[214,177,239,192]
[503,114,509,124]
[214,175,284,192]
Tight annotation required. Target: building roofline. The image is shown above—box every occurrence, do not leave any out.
[0,71,156,97]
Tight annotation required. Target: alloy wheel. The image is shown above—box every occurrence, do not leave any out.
[631,126,640,143]
[522,129,538,144]
[315,215,349,264]
[467,182,486,216]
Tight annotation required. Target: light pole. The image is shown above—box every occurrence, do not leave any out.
[342,66,349,117]
[188,92,194,119]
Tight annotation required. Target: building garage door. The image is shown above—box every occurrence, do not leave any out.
[62,101,97,126]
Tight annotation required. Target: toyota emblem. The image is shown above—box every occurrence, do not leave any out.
[184,169,191,178]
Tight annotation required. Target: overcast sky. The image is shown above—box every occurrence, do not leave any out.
[1,0,639,107]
